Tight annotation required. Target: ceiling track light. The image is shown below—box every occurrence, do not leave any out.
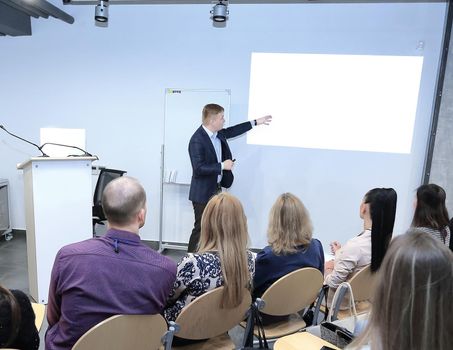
[211,0,229,23]
[95,0,109,24]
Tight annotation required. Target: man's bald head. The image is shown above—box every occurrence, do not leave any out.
[102,176,147,227]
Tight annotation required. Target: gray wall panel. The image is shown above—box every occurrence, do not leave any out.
[431,22,453,215]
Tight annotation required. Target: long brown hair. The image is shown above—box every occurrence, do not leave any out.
[267,193,313,255]
[0,285,21,347]
[198,193,250,308]
[412,184,450,241]
[351,231,453,350]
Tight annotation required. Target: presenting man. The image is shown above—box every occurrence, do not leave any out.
[45,177,177,350]
[187,103,272,252]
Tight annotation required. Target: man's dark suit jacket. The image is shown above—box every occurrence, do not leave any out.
[188,121,252,204]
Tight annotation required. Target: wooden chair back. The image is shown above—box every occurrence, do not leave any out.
[71,314,167,350]
[348,265,375,301]
[260,267,324,316]
[175,287,252,340]
[31,302,45,331]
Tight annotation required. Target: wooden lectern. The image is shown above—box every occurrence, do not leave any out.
[17,157,96,303]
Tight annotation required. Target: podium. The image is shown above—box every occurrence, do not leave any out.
[17,157,96,303]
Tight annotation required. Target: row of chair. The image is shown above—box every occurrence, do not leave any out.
[71,266,375,349]
[72,286,249,350]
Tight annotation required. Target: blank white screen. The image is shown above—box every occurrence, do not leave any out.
[247,53,424,154]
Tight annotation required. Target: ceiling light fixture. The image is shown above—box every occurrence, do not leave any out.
[95,0,109,23]
[211,0,229,23]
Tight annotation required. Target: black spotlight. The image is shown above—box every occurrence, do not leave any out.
[211,1,229,23]
[95,0,109,23]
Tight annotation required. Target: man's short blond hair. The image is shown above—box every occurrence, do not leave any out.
[202,103,224,124]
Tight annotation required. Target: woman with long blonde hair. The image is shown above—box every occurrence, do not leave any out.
[349,230,453,350]
[164,192,254,322]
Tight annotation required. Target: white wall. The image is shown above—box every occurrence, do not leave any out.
[0,2,447,247]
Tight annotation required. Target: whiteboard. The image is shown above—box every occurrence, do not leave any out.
[161,89,230,245]
[163,89,230,185]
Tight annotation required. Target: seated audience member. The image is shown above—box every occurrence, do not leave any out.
[253,193,324,299]
[324,188,397,305]
[0,285,39,350]
[349,231,453,350]
[45,177,177,350]
[164,193,254,323]
[410,183,451,247]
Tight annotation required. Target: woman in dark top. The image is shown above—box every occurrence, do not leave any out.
[0,285,39,350]
[253,193,324,299]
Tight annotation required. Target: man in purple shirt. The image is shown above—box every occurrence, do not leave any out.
[45,176,177,350]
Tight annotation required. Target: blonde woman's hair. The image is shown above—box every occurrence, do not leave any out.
[267,193,313,255]
[198,193,251,308]
[350,230,453,350]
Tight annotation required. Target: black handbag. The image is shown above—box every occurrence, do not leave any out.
[303,284,329,326]
[320,322,354,349]
[320,282,357,349]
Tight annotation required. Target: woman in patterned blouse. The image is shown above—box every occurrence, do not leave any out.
[164,193,255,323]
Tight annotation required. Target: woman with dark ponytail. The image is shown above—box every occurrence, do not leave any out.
[0,285,39,350]
[324,188,397,306]
[411,184,450,247]
[368,188,397,272]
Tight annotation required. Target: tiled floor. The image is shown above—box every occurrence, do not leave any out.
[0,231,247,349]
[0,231,30,294]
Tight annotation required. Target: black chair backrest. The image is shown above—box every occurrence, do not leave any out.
[93,168,127,207]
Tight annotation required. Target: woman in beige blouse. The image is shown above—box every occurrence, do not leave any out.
[324,188,397,305]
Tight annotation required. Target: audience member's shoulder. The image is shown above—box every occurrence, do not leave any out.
[339,237,363,256]
[310,238,323,249]
[56,237,98,257]
[142,247,177,273]
[256,245,272,259]
[188,251,219,265]
[178,252,196,263]
[346,231,370,245]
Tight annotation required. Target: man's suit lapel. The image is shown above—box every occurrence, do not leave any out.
[218,135,230,161]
